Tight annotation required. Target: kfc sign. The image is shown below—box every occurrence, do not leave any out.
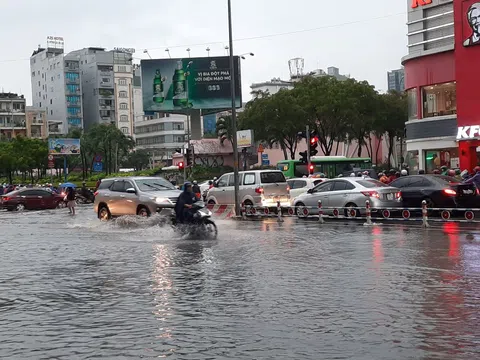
[457,126,480,139]
[463,2,480,47]
[411,0,432,8]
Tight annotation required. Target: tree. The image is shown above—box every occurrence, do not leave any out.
[121,149,151,171]
[215,115,234,145]
[240,89,308,160]
[294,76,350,156]
[376,91,407,168]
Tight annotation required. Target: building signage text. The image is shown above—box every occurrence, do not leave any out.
[47,36,64,49]
[457,125,480,140]
[411,0,432,8]
[114,47,135,54]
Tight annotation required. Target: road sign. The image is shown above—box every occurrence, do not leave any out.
[93,162,103,172]
[48,160,54,169]
[258,144,264,153]
[48,154,54,161]
[261,153,268,160]
[262,159,270,166]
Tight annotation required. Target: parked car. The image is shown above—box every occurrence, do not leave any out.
[293,177,401,217]
[206,170,290,208]
[0,188,65,211]
[287,177,325,204]
[94,176,182,220]
[390,175,479,209]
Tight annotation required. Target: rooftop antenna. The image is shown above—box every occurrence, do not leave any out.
[288,58,304,80]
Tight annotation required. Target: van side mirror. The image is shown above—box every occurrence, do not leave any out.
[126,188,136,194]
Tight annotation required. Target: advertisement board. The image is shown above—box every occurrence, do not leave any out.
[237,130,254,148]
[203,114,217,137]
[48,138,81,155]
[141,56,242,112]
[47,36,64,49]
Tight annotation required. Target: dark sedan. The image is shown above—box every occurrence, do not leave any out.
[390,175,479,209]
[0,188,66,211]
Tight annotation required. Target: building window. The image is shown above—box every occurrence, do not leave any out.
[119,91,128,98]
[121,127,129,134]
[425,148,459,173]
[422,82,456,118]
[67,107,81,115]
[118,66,127,72]
[119,79,127,85]
[38,81,40,86]
[119,103,128,110]
[120,115,128,122]
[176,136,184,143]
[102,77,110,83]
[407,88,417,120]
[176,123,184,130]
[50,99,52,105]
[51,110,53,115]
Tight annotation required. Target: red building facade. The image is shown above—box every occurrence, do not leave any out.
[403,0,480,173]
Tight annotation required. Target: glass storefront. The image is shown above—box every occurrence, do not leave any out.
[407,88,417,120]
[425,148,459,173]
[406,150,419,173]
[422,82,456,118]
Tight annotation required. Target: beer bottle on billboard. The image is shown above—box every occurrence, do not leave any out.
[172,60,188,108]
[153,69,164,103]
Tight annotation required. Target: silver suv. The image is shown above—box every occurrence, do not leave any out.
[94,176,181,220]
[206,170,290,208]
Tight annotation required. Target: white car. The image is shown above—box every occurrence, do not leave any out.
[287,178,325,203]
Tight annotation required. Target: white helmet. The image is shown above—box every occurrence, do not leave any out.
[350,173,356,177]
[401,169,408,176]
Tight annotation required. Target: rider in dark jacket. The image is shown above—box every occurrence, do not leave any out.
[174,182,196,224]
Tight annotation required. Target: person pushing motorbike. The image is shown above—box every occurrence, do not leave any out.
[174,182,197,224]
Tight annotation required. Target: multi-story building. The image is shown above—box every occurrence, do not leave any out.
[30,46,83,135]
[134,113,186,165]
[25,107,48,139]
[133,65,144,131]
[67,47,135,135]
[402,0,479,173]
[387,68,405,92]
[0,93,26,139]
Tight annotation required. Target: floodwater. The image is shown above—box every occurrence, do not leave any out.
[0,206,479,359]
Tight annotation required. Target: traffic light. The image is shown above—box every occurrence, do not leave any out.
[309,132,319,157]
[299,151,308,164]
[309,164,315,175]
[186,147,194,167]
[178,161,185,170]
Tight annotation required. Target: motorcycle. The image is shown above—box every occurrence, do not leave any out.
[171,201,218,239]
[75,189,95,204]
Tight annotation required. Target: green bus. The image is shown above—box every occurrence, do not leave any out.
[277,156,372,179]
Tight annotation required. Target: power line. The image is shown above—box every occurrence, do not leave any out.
[142,12,406,51]
[0,11,406,63]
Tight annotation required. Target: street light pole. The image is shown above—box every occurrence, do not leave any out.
[228,0,240,216]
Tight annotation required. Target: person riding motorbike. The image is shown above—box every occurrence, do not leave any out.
[463,166,480,188]
[192,180,201,200]
[174,182,197,224]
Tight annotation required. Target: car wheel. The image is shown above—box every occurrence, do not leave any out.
[295,202,306,218]
[15,203,26,212]
[344,203,359,218]
[57,201,66,209]
[137,206,150,217]
[98,205,111,221]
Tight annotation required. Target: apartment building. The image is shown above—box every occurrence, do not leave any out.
[30,46,83,135]
[25,107,48,139]
[0,93,26,139]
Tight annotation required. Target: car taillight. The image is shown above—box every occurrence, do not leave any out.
[94,191,98,197]
[361,191,380,199]
[2,197,10,201]
[395,191,402,199]
[443,188,456,196]
[255,186,264,194]
[476,188,480,196]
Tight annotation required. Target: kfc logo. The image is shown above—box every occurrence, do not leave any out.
[457,125,480,139]
[464,2,480,47]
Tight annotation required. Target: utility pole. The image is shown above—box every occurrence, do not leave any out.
[306,125,310,166]
[228,0,240,216]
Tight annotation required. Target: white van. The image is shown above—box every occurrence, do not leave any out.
[206,170,290,208]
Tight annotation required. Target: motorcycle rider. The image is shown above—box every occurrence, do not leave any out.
[192,180,201,200]
[464,166,480,188]
[174,182,197,224]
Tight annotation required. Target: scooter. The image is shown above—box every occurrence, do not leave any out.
[171,201,218,239]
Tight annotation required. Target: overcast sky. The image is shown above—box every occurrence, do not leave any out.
[0,0,407,104]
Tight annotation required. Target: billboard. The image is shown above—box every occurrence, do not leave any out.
[237,130,254,148]
[203,114,217,137]
[462,2,480,47]
[48,138,81,155]
[141,56,242,112]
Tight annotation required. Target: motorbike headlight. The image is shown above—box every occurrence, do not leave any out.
[155,197,171,204]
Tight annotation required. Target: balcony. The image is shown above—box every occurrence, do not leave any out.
[66,101,80,106]
[0,122,26,129]
[66,78,80,84]
[66,88,81,95]
[32,119,44,124]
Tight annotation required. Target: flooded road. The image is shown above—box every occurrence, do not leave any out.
[1,206,480,359]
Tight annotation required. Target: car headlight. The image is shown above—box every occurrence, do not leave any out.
[155,197,172,204]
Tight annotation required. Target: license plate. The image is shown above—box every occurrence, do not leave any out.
[463,189,474,195]
[386,193,394,200]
